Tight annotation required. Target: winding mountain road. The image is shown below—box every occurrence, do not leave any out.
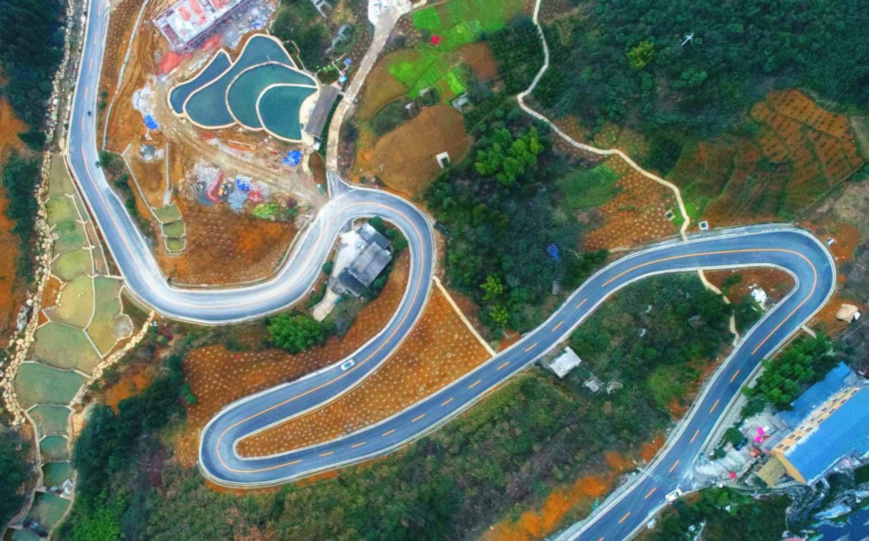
[67,0,836,538]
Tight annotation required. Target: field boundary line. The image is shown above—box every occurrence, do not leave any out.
[432,276,495,356]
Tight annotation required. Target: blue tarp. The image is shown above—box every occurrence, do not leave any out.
[235,176,251,191]
[282,150,302,166]
[144,115,159,130]
[547,244,560,261]
[344,58,352,67]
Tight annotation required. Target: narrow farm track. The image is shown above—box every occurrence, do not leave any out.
[67,6,836,541]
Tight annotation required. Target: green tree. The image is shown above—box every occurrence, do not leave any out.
[488,305,509,327]
[268,312,334,353]
[480,274,505,301]
[0,430,31,526]
[626,40,654,70]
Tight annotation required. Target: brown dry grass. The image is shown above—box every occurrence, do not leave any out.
[698,90,864,226]
[0,97,26,151]
[485,452,633,541]
[458,42,498,81]
[355,105,471,197]
[156,196,297,285]
[104,368,154,412]
[235,285,492,457]
[705,268,795,307]
[175,253,411,464]
[355,50,415,122]
[97,0,143,132]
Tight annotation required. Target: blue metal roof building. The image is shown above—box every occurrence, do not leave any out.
[773,386,869,485]
[780,362,854,427]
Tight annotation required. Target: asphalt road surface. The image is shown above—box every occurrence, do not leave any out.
[69,0,836,536]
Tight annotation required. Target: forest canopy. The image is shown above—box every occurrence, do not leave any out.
[533,0,869,137]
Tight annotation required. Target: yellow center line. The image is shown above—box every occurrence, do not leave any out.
[497,361,509,370]
[730,369,741,383]
[382,429,395,437]
[644,487,657,500]
[287,459,302,466]
[412,414,425,423]
[524,343,537,352]
[468,380,481,389]
[709,399,720,413]
[669,459,680,473]
[441,397,453,406]
[319,451,333,457]
[551,321,564,332]
[618,512,631,524]
[689,429,700,443]
[351,442,365,448]
[577,299,587,309]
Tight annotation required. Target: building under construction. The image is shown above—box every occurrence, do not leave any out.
[155,0,251,51]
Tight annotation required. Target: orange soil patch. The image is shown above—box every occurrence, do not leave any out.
[485,453,633,541]
[355,50,417,121]
[811,294,853,337]
[640,434,665,463]
[40,276,63,311]
[698,90,864,226]
[0,97,26,151]
[355,105,471,197]
[458,42,499,81]
[175,253,410,464]
[705,268,795,306]
[0,189,22,338]
[237,284,492,456]
[156,196,297,285]
[124,150,167,207]
[103,368,154,412]
[583,157,680,251]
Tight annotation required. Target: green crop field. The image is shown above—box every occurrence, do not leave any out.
[45,196,77,226]
[52,249,92,281]
[87,277,128,354]
[162,220,186,239]
[33,322,101,373]
[28,405,70,436]
[42,462,73,489]
[411,0,524,49]
[165,237,186,253]
[39,435,69,462]
[52,220,87,254]
[27,492,70,529]
[14,363,86,408]
[51,275,93,328]
[153,202,182,223]
[557,164,624,212]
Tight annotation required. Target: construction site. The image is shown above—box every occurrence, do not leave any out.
[97,0,356,285]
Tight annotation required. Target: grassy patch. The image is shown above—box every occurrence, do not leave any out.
[153,203,182,223]
[42,462,73,488]
[162,220,185,239]
[557,164,622,211]
[87,277,129,355]
[45,196,77,226]
[28,405,70,436]
[26,492,70,529]
[14,363,86,408]
[33,322,101,374]
[370,99,408,136]
[52,220,87,254]
[48,155,75,195]
[52,249,92,281]
[165,237,186,253]
[51,275,93,328]
[39,435,69,462]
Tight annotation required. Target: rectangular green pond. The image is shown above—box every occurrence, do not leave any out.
[14,363,87,408]
[42,462,73,489]
[39,436,69,462]
[28,406,70,436]
[27,492,70,530]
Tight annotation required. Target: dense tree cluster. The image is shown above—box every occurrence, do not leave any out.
[267,312,335,353]
[1,152,40,277]
[569,274,732,410]
[533,0,869,139]
[0,430,32,527]
[425,112,607,331]
[653,488,790,540]
[271,0,333,71]
[487,16,545,95]
[749,334,838,408]
[0,0,65,141]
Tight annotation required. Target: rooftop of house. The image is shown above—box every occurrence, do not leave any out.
[780,362,855,428]
[775,385,869,485]
[333,223,392,297]
[546,347,582,379]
